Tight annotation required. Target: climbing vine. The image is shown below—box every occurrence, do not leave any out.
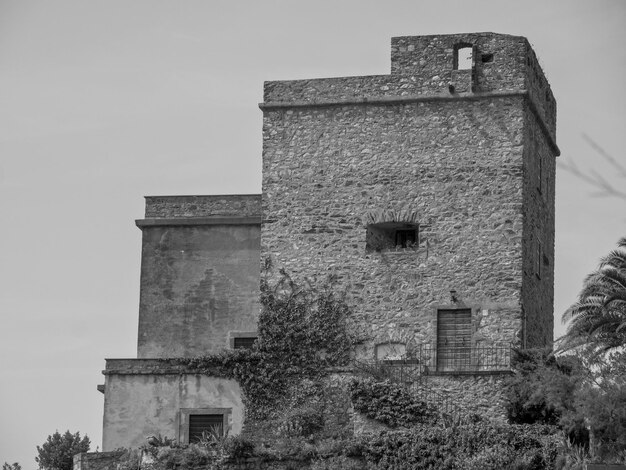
[349,378,437,428]
[178,267,357,420]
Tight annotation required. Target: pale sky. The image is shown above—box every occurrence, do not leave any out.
[1,0,625,466]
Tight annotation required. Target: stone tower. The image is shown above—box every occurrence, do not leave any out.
[94,32,558,454]
[261,32,558,361]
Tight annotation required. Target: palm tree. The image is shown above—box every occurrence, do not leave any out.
[559,237,626,355]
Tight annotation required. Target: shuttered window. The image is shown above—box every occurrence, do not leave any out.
[188,414,224,442]
[436,309,471,371]
[233,337,256,349]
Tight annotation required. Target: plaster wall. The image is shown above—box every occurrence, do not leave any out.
[136,195,261,358]
[102,362,243,451]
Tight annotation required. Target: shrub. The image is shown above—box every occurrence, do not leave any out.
[180,270,356,421]
[355,422,562,470]
[36,431,90,470]
[277,406,325,438]
[349,378,436,427]
[223,435,255,459]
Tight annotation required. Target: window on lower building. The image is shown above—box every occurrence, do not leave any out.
[189,414,224,442]
[229,332,258,349]
[179,408,231,444]
[233,337,257,349]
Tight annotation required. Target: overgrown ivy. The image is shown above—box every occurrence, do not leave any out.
[115,422,562,470]
[350,423,562,470]
[349,378,438,428]
[178,266,356,420]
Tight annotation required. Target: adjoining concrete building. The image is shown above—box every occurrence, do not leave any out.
[98,32,557,450]
[101,195,261,450]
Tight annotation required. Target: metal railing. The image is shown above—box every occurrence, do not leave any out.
[351,344,513,424]
[357,343,512,377]
[415,342,512,374]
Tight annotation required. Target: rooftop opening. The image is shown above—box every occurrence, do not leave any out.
[454,43,473,70]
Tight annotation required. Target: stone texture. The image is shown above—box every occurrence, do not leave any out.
[144,195,261,219]
[261,32,557,355]
[420,373,510,420]
[99,32,559,449]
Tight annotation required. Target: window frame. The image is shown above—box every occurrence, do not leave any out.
[229,331,258,350]
[179,408,231,444]
[453,42,474,70]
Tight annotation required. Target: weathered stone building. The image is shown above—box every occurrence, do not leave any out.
[98,32,558,450]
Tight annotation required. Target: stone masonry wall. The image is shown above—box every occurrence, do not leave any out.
[262,97,526,353]
[522,107,556,347]
[144,194,261,219]
[265,32,555,146]
[265,33,528,103]
[261,32,557,356]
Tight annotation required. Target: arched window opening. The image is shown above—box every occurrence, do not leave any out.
[366,222,419,252]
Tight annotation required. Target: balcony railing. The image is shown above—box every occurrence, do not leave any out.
[418,342,512,374]
[355,343,512,379]
[352,344,513,425]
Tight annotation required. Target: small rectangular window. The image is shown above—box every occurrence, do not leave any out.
[179,407,231,444]
[189,414,224,442]
[233,337,256,349]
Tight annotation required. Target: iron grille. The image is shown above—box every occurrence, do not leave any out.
[233,337,257,349]
[189,414,223,442]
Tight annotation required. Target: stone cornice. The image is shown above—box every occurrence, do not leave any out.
[260,90,560,157]
[135,216,261,228]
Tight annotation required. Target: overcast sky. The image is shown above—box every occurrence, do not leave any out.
[1,0,625,466]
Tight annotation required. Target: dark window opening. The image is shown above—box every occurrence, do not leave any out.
[481,53,494,63]
[366,222,419,252]
[189,414,224,442]
[395,229,417,248]
[454,43,473,70]
[233,337,257,349]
